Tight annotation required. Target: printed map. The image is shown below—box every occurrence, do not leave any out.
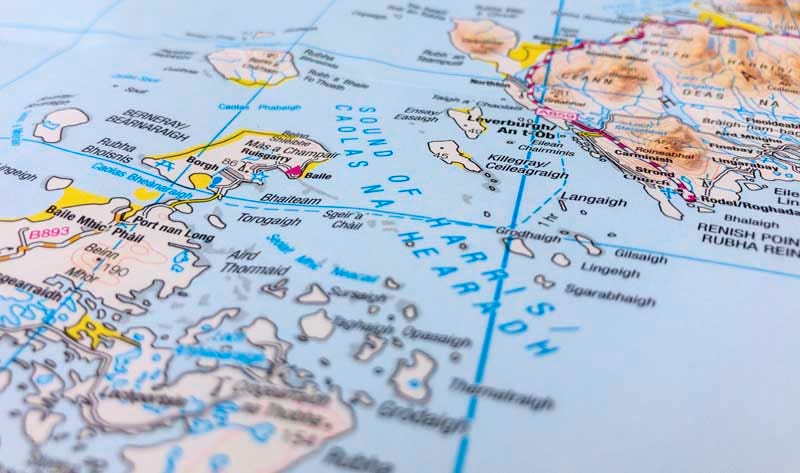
[1,0,800,471]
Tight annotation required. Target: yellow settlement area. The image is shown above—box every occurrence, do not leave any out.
[65,313,140,350]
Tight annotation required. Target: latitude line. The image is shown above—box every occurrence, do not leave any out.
[0,0,340,373]
[3,134,800,277]
[2,137,492,227]
[0,0,125,93]
[12,129,800,279]
[0,19,503,82]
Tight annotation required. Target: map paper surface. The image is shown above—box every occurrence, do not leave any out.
[1,0,799,471]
